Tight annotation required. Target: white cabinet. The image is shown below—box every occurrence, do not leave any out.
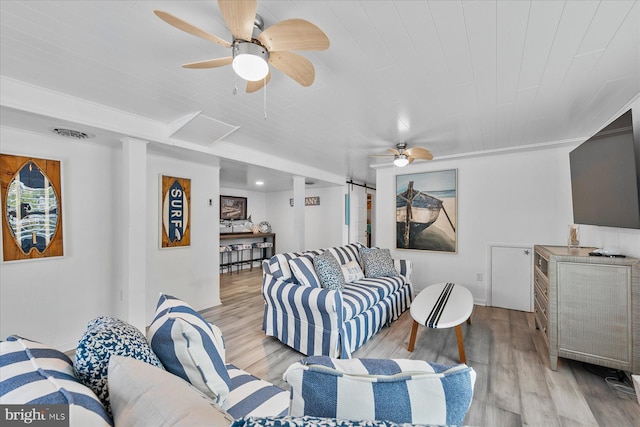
[534,245,639,374]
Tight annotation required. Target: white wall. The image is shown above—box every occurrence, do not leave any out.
[0,127,121,351]
[376,140,640,304]
[0,127,222,351]
[377,146,574,304]
[146,155,221,321]
[266,185,345,253]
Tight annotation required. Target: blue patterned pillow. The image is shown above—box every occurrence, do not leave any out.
[147,293,232,404]
[284,356,476,426]
[74,317,164,417]
[0,336,112,426]
[359,247,398,278]
[289,254,321,288]
[231,416,434,426]
[313,251,345,291]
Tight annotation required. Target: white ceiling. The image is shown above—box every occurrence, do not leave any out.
[1,1,639,191]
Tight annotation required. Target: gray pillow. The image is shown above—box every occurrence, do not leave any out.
[359,247,398,278]
[313,251,345,290]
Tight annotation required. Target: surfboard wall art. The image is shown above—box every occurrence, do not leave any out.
[161,175,191,248]
[1,154,64,261]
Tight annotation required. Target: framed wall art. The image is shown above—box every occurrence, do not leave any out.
[396,169,457,253]
[220,195,247,221]
[1,154,64,261]
[161,175,191,248]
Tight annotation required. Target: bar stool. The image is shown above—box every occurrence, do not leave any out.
[219,245,233,274]
[252,242,274,267]
[232,243,254,273]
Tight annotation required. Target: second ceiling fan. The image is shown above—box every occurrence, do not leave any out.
[372,142,434,167]
[155,0,330,93]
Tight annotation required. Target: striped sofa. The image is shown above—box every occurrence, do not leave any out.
[262,243,413,358]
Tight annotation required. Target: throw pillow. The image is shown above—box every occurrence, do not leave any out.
[283,356,476,426]
[108,355,233,427]
[359,247,398,278]
[340,260,364,283]
[0,336,112,426]
[231,416,422,427]
[289,254,321,288]
[147,293,232,405]
[313,251,345,291]
[74,316,164,417]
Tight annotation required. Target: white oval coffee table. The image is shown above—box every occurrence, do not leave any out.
[408,282,473,363]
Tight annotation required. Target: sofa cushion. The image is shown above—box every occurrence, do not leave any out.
[283,356,476,426]
[359,247,398,278]
[327,243,363,266]
[341,276,406,320]
[148,293,232,405]
[108,355,233,427]
[268,252,303,281]
[313,251,346,291]
[0,336,112,426]
[340,260,365,283]
[74,316,164,417]
[224,364,289,419]
[288,254,321,288]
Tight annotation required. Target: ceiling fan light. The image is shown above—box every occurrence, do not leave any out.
[232,42,269,81]
[394,155,410,167]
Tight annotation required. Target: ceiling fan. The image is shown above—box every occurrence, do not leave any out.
[371,142,434,167]
[154,0,329,93]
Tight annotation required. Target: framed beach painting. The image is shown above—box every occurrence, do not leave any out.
[396,169,457,253]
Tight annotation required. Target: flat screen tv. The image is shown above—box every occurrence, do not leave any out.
[569,109,640,229]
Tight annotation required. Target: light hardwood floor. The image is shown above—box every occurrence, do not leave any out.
[201,269,640,427]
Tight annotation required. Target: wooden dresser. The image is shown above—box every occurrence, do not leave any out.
[533,245,640,374]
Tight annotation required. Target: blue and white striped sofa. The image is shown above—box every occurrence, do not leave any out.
[262,243,413,358]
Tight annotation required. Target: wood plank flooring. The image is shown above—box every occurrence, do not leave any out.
[201,270,640,426]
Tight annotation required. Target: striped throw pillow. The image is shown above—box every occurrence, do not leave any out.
[0,336,112,426]
[147,293,232,404]
[284,356,476,426]
[289,254,321,288]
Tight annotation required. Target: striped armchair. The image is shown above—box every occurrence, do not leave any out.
[262,244,413,358]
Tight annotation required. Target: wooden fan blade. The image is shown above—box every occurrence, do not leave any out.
[405,146,433,160]
[154,10,231,48]
[182,57,232,69]
[257,19,330,52]
[407,157,415,164]
[246,70,271,93]
[217,0,257,41]
[269,51,315,87]
[387,148,400,155]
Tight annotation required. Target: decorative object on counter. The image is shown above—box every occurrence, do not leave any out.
[1,153,64,261]
[252,225,260,234]
[220,195,247,220]
[221,215,253,233]
[258,221,271,233]
[568,224,580,248]
[161,175,190,248]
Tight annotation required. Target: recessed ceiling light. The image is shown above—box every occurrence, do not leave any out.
[256,181,264,186]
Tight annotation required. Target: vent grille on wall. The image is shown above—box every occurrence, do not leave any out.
[50,127,94,140]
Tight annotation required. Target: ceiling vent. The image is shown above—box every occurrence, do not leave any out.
[50,127,94,140]
[305,179,316,185]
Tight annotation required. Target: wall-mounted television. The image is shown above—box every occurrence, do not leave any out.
[569,109,640,229]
